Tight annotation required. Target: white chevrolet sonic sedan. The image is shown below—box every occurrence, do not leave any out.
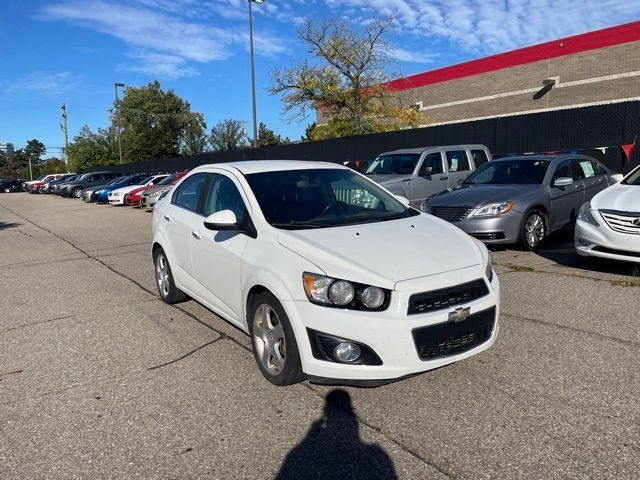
[152,161,500,386]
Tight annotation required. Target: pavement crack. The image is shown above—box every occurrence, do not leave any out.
[147,338,223,370]
[0,314,75,335]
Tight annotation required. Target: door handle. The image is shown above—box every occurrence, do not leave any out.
[163,215,171,222]
[440,176,448,180]
[191,231,201,240]
[598,178,604,182]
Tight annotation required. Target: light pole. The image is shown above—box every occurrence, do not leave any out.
[114,82,125,163]
[61,104,69,166]
[248,0,263,149]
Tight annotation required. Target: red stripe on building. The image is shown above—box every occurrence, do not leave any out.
[387,20,640,92]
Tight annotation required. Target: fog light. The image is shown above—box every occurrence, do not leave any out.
[334,342,361,363]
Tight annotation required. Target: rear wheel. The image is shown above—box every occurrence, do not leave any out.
[249,292,305,386]
[72,187,82,198]
[518,209,546,250]
[153,248,187,304]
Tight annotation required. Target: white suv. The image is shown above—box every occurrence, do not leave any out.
[152,161,500,386]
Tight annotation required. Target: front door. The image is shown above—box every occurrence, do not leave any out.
[549,159,584,229]
[191,172,250,326]
[410,152,447,207]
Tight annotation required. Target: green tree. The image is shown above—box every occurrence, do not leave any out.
[40,157,67,175]
[181,110,209,156]
[269,17,424,140]
[209,119,248,152]
[255,122,290,147]
[67,125,118,172]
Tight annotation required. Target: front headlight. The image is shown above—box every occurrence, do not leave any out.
[149,190,163,198]
[473,201,514,216]
[485,252,494,283]
[578,202,600,227]
[302,273,389,310]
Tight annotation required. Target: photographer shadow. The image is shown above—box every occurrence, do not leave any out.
[275,389,397,480]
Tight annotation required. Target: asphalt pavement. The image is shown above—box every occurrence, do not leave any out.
[1,193,638,479]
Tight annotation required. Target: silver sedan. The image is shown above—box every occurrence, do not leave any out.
[422,154,622,249]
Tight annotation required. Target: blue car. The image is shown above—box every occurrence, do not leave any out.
[91,174,151,203]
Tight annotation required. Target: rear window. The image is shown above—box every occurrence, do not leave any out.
[446,151,471,172]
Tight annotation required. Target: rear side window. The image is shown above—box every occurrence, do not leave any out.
[470,150,489,168]
[172,173,207,213]
[445,151,471,172]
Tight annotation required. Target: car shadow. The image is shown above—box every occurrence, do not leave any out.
[0,221,21,231]
[274,389,398,480]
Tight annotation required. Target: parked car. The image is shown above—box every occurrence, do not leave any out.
[27,174,60,193]
[90,174,152,203]
[422,154,620,249]
[365,145,492,207]
[140,170,189,210]
[60,171,124,198]
[127,171,188,207]
[40,173,77,193]
[0,180,24,193]
[22,175,47,191]
[575,163,640,263]
[108,174,169,205]
[82,177,121,202]
[151,161,499,386]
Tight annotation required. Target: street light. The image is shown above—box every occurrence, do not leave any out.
[248,0,264,149]
[114,82,125,163]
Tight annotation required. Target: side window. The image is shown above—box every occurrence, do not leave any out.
[172,173,207,213]
[91,174,101,182]
[552,160,576,182]
[203,174,247,223]
[420,153,444,175]
[470,150,489,168]
[446,151,471,172]
[106,173,116,180]
[573,158,596,179]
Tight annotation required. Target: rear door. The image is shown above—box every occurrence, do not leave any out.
[410,152,447,206]
[445,150,473,187]
[574,157,608,199]
[548,159,584,229]
[469,149,490,169]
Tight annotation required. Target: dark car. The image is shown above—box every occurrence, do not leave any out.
[422,154,620,249]
[90,173,152,203]
[0,180,24,193]
[40,173,77,194]
[60,171,124,198]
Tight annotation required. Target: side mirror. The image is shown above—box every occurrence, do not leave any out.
[610,174,623,184]
[394,194,411,207]
[420,166,433,176]
[553,177,573,187]
[203,210,241,231]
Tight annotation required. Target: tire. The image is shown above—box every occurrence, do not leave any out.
[153,248,188,304]
[72,187,82,198]
[518,209,546,250]
[248,292,305,386]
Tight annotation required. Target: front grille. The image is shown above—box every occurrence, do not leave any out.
[600,210,640,235]
[412,307,496,360]
[430,206,473,222]
[408,279,489,315]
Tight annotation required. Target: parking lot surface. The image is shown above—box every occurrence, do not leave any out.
[1,193,639,479]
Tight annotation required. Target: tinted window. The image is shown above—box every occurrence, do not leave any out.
[465,159,550,185]
[203,175,247,223]
[470,150,489,168]
[366,154,419,175]
[90,174,102,182]
[552,160,577,182]
[446,151,470,172]
[420,153,444,175]
[573,159,597,179]
[172,173,206,212]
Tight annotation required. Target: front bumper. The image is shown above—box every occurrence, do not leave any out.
[108,194,125,205]
[283,269,500,382]
[575,218,640,263]
[427,210,522,245]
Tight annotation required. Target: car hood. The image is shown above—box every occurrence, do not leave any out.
[428,184,541,208]
[276,214,483,289]
[111,185,140,195]
[592,184,639,212]
[142,185,171,196]
[364,174,412,187]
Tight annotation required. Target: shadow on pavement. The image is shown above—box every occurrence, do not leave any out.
[275,389,398,480]
[0,221,22,231]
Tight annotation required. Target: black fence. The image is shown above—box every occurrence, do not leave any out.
[89,100,640,175]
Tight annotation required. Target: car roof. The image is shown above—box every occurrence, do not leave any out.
[192,160,346,175]
[377,145,488,155]
[492,154,597,162]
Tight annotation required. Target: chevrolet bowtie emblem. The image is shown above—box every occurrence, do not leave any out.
[448,306,471,322]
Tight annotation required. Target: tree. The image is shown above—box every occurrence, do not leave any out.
[300,122,316,142]
[180,110,208,156]
[269,17,424,140]
[255,122,290,147]
[40,157,67,175]
[24,139,46,167]
[67,125,118,172]
[209,119,248,151]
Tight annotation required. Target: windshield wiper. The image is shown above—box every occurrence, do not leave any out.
[271,221,334,229]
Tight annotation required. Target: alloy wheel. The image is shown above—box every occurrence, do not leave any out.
[73,188,82,198]
[253,304,287,375]
[525,213,545,248]
[155,253,170,297]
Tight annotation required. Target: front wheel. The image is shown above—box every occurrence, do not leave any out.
[153,248,187,304]
[72,187,82,198]
[518,209,546,250]
[249,292,305,386]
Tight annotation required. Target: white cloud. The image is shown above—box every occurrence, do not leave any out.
[387,46,438,64]
[324,0,640,54]
[8,72,79,96]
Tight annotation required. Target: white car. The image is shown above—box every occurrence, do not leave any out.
[152,161,499,386]
[575,164,640,263]
[108,174,169,205]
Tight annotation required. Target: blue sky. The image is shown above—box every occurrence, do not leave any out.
[1,0,639,158]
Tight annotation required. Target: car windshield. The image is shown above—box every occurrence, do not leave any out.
[158,173,179,185]
[365,154,420,175]
[464,159,550,185]
[245,168,418,229]
[622,167,640,185]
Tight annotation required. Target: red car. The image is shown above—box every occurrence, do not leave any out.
[28,174,62,193]
[126,170,189,207]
